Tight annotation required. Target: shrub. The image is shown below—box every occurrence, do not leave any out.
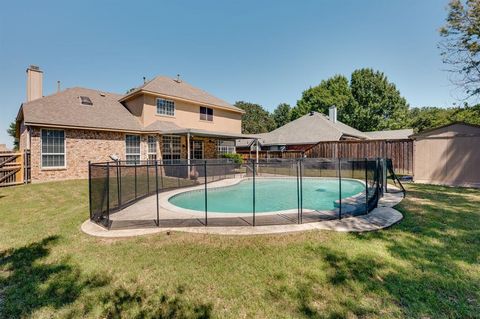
[221,153,243,164]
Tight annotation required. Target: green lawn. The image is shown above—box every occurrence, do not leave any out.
[0,181,479,318]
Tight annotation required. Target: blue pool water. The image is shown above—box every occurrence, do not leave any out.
[169,178,365,213]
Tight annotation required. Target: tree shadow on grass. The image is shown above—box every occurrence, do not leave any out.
[0,236,212,318]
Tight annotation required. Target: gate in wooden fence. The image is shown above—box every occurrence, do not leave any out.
[0,150,31,187]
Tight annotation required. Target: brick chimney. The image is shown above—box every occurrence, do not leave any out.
[26,65,43,102]
[328,105,337,123]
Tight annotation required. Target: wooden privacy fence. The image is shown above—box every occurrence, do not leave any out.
[237,139,413,175]
[305,140,413,175]
[0,150,31,187]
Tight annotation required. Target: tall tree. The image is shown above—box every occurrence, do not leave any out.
[292,75,358,123]
[408,104,480,132]
[234,101,275,134]
[7,121,19,150]
[272,103,292,128]
[439,0,480,98]
[350,68,409,131]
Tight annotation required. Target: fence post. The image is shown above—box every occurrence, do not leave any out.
[364,158,368,214]
[155,160,159,227]
[116,162,121,208]
[338,158,342,220]
[296,159,300,224]
[88,161,92,220]
[118,164,122,206]
[204,160,208,226]
[146,163,150,195]
[134,161,137,199]
[252,160,256,226]
[106,162,110,229]
[299,159,303,223]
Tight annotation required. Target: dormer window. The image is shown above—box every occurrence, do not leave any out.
[79,96,93,105]
[157,98,175,116]
[200,106,213,121]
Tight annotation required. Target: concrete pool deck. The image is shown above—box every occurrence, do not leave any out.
[81,181,405,237]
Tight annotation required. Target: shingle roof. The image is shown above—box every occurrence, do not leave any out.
[364,129,413,140]
[236,112,413,148]
[123,76,244,113]
[21,87,144,132]
[259,112,368,145]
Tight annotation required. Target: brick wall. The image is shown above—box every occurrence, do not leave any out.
[30,127,130,182]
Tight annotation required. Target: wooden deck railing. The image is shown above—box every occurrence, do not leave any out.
[0,150,31,187]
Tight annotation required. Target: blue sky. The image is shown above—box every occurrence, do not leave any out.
[0,0,460,148]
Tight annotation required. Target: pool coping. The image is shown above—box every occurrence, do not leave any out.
[81,187,404,237]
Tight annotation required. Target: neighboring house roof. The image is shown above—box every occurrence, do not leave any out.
[255,112,368,146]
[20,87,145,132]
[364,128,413,140]
[236,112,414,148]
[121,76,244,113]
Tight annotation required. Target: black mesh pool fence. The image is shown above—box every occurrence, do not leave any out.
[88,158,400,230]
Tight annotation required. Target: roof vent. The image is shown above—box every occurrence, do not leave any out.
[79,96,93,105]
[175,74,181,83]
[309,111,314,116]
[99,92,106,97]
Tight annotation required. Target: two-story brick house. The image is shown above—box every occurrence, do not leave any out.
[16,66,247,182]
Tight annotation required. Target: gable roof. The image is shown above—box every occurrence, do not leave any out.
[236,112,414,148]
[410,122,480,139]
[20,87,144,132]
[121,76,244,113]
[364,128,413,140]
[257,112,368,146]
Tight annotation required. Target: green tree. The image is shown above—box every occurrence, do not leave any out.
[271,103,292,128]
[7,121,19,150]
[408,104,480,132]
[439,0,480,98]
[293,75,358,123]
[234,101,275,134]
[350,68,409,131]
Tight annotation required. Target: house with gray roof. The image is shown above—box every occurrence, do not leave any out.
[237,107,413,153]
[16,65,249,182]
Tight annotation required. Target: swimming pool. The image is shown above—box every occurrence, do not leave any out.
[168,178,365,214]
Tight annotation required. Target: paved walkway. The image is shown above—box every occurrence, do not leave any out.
[81,190,404,238]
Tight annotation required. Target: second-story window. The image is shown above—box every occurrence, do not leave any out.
[200,106,213,121]
[157,98,175,116]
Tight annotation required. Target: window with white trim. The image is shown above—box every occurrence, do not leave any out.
[217,140,235,157]
[189,140,204,159]
[157,98,175,116]
[200,106,213,121]
[125,135,141,164]
[162,136,181,164]
[147,136,157,162]
[41,129,65,168]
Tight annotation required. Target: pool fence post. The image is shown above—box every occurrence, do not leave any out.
[88,161,92,220]
[296,159,300,224]
[155,160,159,227]
[204,160,208,226]
[134,161,137,200]
[252,159,256,226]
[299,158,303,223]
[146,162,150,195]
[364,158,368,214]
[106,161,110,229]
[338,158,342,220]
[117,161,121,207]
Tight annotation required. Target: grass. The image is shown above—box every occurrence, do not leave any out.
[0,180,479,318]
